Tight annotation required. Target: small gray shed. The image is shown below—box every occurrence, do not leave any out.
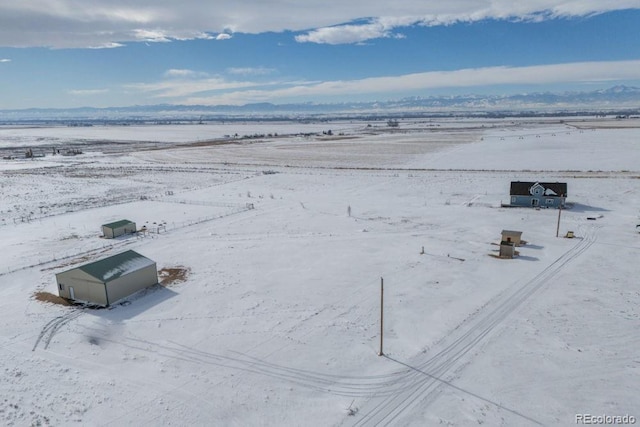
[499,241,516,259]
[102,219,136,239]
[56,250,158,306]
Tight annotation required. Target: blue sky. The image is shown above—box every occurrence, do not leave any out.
[1,1,639,109]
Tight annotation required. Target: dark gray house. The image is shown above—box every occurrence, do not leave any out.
[509,182,567,208]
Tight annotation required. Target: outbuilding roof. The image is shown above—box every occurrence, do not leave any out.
[77,250,155,282]
[102,219,135,229]
[501,230,522,236]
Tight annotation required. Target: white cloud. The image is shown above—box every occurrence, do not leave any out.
[0,1,638,48]
[133,29,171,43]
[152,59,640,105]
[69,89,109,96]
[295,22,393,45]
[87,42,125,49]
[164,69,208,78]
[0,58,11,63]
[126,77,260,98]
[227,67,276,76]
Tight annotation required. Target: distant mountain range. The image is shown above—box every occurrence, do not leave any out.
[1,85,639,122]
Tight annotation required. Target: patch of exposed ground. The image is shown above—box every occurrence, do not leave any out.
[33,291,72,306]
[159,266,190,286]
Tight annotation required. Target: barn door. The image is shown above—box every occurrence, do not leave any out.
[69,287,75,300]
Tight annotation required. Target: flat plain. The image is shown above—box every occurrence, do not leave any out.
[1,117,638,426]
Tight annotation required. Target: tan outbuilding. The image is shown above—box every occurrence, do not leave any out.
[501,230,523,246]
[55,250,158,306]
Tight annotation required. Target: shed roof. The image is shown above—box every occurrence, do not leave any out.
[501,230,523,236]
[102,219,135,229]
[77,250,155,283]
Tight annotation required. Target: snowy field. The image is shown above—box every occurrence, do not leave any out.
[0,117,639,426]
[0,122,365,156]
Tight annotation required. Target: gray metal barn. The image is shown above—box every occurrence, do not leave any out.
[102,219,136,239]
[56,250,158,306]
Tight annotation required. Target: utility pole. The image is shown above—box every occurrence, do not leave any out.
[379,277,384,356]
[556,196,563,237]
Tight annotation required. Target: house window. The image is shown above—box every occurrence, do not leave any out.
[58,283,65,290]
[546,199,554,205]
[511,196,516,203]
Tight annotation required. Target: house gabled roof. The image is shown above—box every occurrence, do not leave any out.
[76,250,155,282]
[510,182,567,197]
[102,219,135,229]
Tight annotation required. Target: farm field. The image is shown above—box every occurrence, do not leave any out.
[1,117,639,426]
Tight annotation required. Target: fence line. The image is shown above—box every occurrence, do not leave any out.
[0,204,254,277]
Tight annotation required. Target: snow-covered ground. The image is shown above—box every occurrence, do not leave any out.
[1,117,638,426]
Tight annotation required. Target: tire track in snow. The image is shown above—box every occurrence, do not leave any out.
[37,228,594,423]
[351,225,599,426]
[32,309,84,351]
